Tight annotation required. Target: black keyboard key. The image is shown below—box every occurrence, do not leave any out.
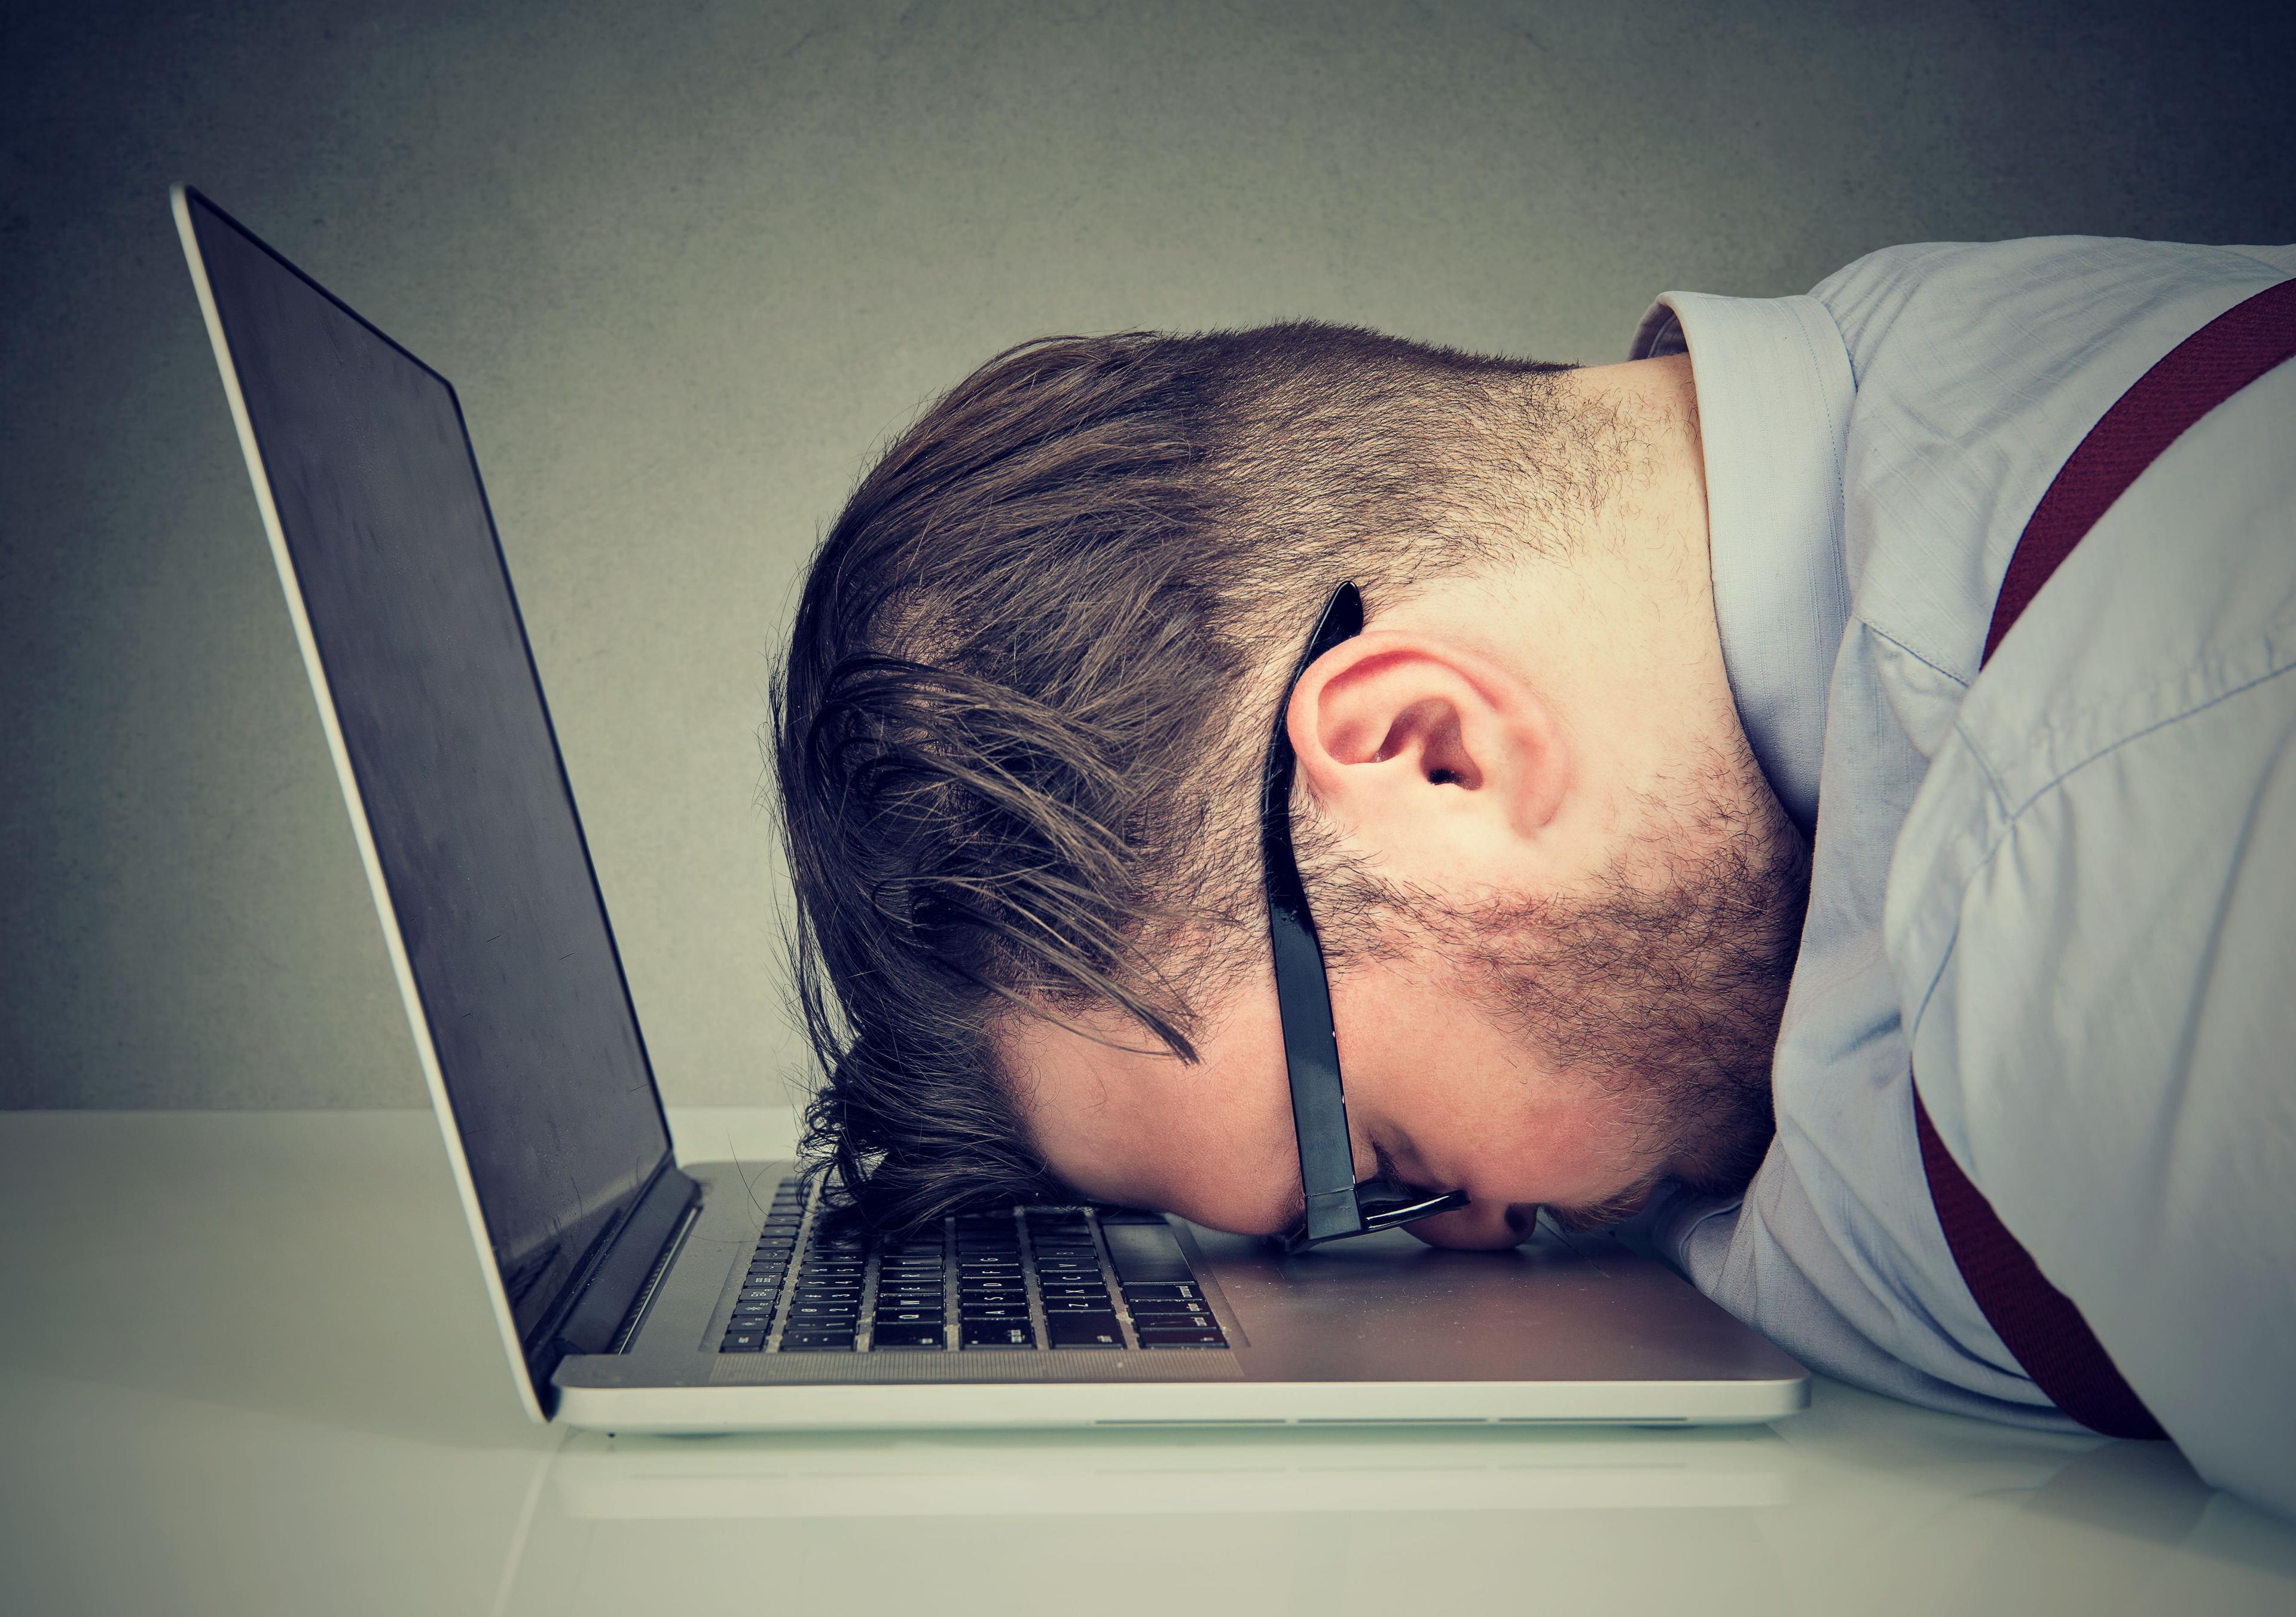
[1041,1293,1117,1311]
[1119,1282,1203,1302]
[1046,1313,1124,1348]
[1137,1325,1227,1348]
[873,1307,945,1325]
[958,1303,1032,1321]
[1129,1298,1214,1319]
[780,1329,856,1351]
[961,1321,1037,1349]
[1103,1223,1192,1284]
[871,1323,945,1350]
[720,1329,767,1352]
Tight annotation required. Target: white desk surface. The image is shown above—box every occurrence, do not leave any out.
[4,1109,2291,1617]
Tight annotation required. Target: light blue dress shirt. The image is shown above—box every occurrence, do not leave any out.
[1628,237,2296,1520]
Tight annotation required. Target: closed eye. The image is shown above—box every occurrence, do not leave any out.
[1372,1139,1434,1192]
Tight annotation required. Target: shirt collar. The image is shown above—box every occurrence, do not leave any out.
[1629,292,1855,836]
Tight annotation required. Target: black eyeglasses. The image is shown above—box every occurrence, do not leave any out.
[1263,582,1470,1254]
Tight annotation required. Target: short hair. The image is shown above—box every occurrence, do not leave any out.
[771,323,1577,1227]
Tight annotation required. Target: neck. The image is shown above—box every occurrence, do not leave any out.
[1379,353,1734,832]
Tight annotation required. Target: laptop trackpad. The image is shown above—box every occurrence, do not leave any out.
[1184,1222,1792,1384]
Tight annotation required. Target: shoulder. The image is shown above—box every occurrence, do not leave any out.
[1819,239,2295,690]
[1810,237,2294,386]
[1887,354,2296,1044]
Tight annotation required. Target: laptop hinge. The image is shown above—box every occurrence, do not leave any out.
[608,1196,700,1354]
[526,1161,699,1412]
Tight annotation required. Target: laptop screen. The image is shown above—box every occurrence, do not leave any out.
[180,190,673,1348]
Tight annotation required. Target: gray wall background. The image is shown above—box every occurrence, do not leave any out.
[5,0,2292,1110]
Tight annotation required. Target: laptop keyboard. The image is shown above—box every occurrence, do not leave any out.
[719,1176,1228,1353]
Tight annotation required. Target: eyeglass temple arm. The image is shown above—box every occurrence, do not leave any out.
[1269,899,1365,1244]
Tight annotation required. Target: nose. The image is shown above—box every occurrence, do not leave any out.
[1405,1198,1538,1250]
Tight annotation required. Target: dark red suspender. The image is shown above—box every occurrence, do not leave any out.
[1912,276,2296,1442]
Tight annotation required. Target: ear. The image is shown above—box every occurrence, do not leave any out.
[1286,632,1568,883]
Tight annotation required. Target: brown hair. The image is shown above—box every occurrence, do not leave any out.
[770,323,1577,1227]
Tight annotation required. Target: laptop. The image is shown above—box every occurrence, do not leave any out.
[172,184,1809,1433]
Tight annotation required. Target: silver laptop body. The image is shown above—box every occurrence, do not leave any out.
[173,184,1808,1433]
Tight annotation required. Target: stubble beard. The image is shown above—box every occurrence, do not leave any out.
[1467,777,1810,1226]
[1312,752,1812,1231]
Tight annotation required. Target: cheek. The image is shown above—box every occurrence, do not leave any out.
[1340,971,1652,1206]
[1152,1077,1309,1234]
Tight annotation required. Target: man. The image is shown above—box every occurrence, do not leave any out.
[771,236,2296,1519]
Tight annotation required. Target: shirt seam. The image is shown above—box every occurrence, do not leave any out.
[1864,619,1972,689]
[2224,248,2296,280]
[1903,654,2296,1048]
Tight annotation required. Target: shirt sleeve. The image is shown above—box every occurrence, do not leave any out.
[1889,356,2296,1521]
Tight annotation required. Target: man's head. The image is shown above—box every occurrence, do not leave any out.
[772,322,1809,1242]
